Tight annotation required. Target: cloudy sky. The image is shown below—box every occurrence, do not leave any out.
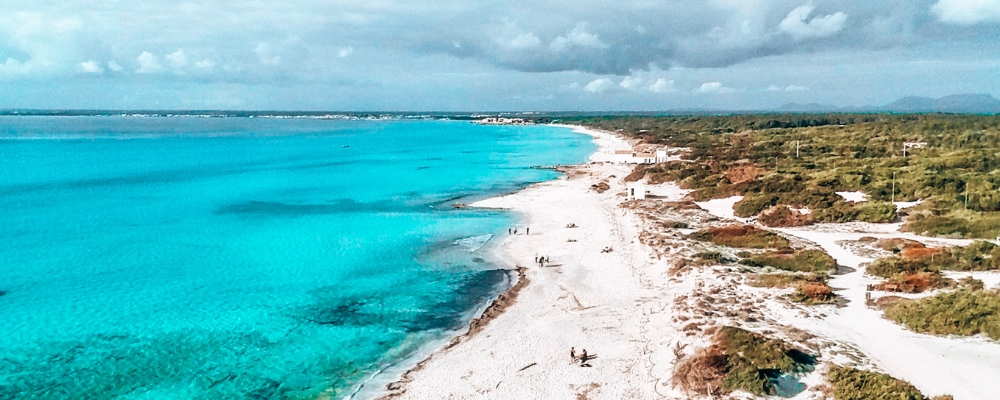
[2,0,999,111]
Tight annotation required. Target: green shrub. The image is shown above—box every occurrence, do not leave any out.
[904,211,1000,238]
[868,240,1000,278]
[883,290,1000,340]
[828,365,928,400]
[854,201,897,223]
[734,194,779,217]
[672,326,816,397]
[689,225,791,249]
[717,327,814,395]
[867,257,929,278]
[745,250,838,273]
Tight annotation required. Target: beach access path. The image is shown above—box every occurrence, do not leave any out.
[381,127,676,399]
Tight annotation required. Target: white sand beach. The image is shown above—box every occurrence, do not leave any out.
[381,126,677,399]
[380,125,1000,400]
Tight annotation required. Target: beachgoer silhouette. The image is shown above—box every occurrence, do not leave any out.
[526,227,530,235]
[580,349,588,363]
[508,228,512,234]
[570,347,576,361]
[514,228,518,234]
[534,256,539,263]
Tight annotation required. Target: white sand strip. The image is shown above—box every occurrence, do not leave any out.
[380,126,673,399]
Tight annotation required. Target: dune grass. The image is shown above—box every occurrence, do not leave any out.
[827,365,943,400]
[741,249,838,273]
[689,225,790,249]
[882,290,1000,340]
[868,240,1000,292]
[749,272,837,304]
[673,326,814,397]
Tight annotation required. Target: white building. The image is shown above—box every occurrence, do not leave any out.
[478,117,527,125]
[613,150,634,164]
[613,149,661,164]
[655,149,669,163]
[633,152,656,164]
[626,182,646,200]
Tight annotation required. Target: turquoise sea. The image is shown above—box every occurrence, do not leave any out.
[0,116,595,399]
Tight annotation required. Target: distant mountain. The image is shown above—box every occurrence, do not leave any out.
[774,94,1000,114]
[775,102,838,113]
[880,94,1000,114]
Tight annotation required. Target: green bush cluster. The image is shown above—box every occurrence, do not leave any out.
[740,249,838,273]
[906,211,1000,238]
[883,290,1000,340]
[827,365,931,400]
[716,327,815,396]
[688,225,791,249]
[868,241,1000,277]
[572,114,1000,238]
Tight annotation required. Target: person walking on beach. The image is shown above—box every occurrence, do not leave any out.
[579,349,588,363]
[508,228,512,234]
[526,227,529,235]
[514,227,518,234]
[570,347,576,362]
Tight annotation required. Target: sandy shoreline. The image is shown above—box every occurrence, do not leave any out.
[378,125,665,399]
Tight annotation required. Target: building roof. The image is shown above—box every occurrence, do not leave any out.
[614,150,633,154]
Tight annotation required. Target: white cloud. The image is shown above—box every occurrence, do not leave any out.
[779,4,847,40]
[136,52,161,73]
[165,49,187,68]
[550,24,608,51]
[695,81,734,93]
[338,47,354,58]
[254,43,282,66]
[79,60,104,74]
[108,60,123,72]
[932,0,1000,24]
[649,78,675,93]
[619,76,642,90]
[506,33,542,49]
[195,59,216,69]
[768,84,808,92]
[583,78,612,93]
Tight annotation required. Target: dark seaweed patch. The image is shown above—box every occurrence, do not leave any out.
[214,199,410,216]
[301,269,509,333]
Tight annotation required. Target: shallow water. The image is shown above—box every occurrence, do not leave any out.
[0,117,594,398]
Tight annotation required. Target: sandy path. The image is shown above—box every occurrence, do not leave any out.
[772,225,1000,400]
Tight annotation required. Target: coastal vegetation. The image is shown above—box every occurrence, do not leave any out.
[572,114,1000,238]
[882,290,1000,340]
[827,365,949,400]
[740,249,838,273]
[868,240,999,292]
[673,326,814,397]
[749,273,836,304]
[689,225,790,249]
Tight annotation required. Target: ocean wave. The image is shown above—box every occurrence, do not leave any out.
[453,234,493,253]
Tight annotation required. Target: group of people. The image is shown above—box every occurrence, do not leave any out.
[534,255,550,266]
[569,347,591,366]
[508,227,529,235]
